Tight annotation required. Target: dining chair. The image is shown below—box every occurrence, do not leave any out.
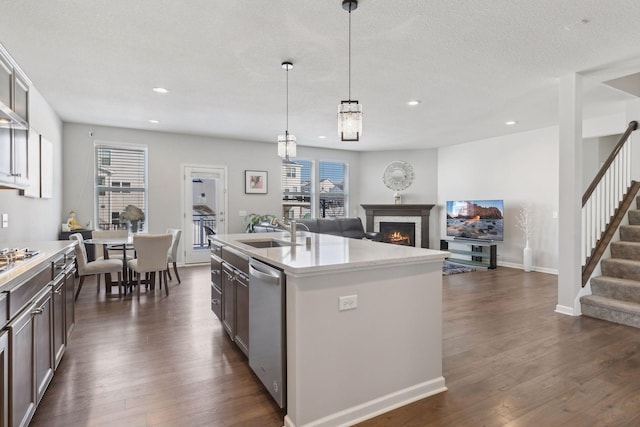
[166,228,182,284]
[92,229,133,262]
[69,233,123,300]
[127,234,173,300]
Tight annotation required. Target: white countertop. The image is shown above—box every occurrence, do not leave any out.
[213,232,449,275]
[0,241,76,290]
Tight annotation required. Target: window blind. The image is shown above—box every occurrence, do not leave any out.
[95,144,147,230]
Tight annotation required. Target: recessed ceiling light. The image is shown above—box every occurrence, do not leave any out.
[505,120,518,126]
[152,87,169,94]
[407,100,422,106]
[318,135,327,139]
[148,119,159,124]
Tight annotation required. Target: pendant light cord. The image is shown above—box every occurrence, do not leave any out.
[348,8,352,100]
[286,65,289,134]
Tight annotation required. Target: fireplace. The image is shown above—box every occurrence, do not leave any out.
[361,204,435,248]
[380,222,415,246]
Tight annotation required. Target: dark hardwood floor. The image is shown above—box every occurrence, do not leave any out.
[31,265,640,426]
[31,265,285,427]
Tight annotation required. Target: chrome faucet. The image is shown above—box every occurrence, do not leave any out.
[271,218,298,244]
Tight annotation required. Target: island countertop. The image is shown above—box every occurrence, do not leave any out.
[212,231,449,276]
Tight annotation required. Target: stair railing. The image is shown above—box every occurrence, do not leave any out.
[581,120,639,285]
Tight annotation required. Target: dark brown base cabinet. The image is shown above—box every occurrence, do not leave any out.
[211,243,250,358]
[0,331,8,427]
[1,244,76,427]
[8,296,37,427]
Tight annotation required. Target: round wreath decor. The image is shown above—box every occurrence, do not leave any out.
[382,161,414,192]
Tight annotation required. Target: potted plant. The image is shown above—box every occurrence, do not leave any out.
[120,205,145,233]
[244,213,276,233]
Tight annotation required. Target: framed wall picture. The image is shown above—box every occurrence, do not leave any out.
[245,170,268,194]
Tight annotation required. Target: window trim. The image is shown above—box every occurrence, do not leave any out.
[94,141,148,231]
[281,158,349,219]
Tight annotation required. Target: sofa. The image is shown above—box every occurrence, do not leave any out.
[254,217,381,241]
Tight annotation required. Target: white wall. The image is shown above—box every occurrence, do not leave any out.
[62,123,361,258]
[0,86,63,244]
[438,127,560,272]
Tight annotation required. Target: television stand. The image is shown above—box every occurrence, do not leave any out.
[440,239,497,269]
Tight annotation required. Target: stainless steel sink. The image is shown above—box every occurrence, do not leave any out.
[238,239,296,248]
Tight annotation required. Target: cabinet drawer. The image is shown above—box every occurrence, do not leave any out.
[211,284,222,320]
[211,241,223,258]
[211,254,222,289]
[222,246,249,274]
[8,264,51,319]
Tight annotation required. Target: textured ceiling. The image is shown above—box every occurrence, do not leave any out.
[1,0,640,151]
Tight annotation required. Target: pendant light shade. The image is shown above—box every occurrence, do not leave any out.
[278,61,296,160]
[277,132,297,159]
[338,0,362,142]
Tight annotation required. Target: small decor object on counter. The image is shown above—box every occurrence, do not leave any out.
[67,210,83,231]
[120,205,145,233]
[245,170,268,194]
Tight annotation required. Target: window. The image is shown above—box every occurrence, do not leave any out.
[319,161,347,218]
[282,159,312,219]
[95,144,147,231]
[281,159,349,219]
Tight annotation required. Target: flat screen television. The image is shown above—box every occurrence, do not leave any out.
[446,199,504,241]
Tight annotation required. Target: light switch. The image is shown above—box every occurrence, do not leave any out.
[1,213,8,228]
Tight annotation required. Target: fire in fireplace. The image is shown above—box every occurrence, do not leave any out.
[380,222,415,246]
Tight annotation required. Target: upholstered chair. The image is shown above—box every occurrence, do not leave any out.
[69,233,123,300]
[166,228,182,284]
[127,234,173,300]
[91,229,134,262]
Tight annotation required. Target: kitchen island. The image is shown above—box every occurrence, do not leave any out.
[212,231,449,427]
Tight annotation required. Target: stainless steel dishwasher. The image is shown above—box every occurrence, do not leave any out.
[248,258,286,408]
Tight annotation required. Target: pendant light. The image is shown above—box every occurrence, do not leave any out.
[278,61,297,160]
[338,0,362,142]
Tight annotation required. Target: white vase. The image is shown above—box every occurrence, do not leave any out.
[523,240,533,272]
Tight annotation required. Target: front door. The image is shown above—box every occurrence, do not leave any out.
[183,165,227,264]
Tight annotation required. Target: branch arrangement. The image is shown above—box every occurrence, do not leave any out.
[516,205,533,244]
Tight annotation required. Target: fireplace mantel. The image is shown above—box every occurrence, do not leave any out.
[361,204,435,248]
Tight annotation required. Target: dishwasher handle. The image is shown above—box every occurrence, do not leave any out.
[249,263,281,285]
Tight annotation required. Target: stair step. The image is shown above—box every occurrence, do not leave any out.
[620,225,640,242]
[611,241,640,261]
[601,258,640,281]
[590,276,640,304]
[581,295,640,328]
[629,210,640,226]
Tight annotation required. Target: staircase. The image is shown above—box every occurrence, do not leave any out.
[581,196,640,328]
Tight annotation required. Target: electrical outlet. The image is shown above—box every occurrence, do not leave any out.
[552,211,558,219]
[1,213,7,228]
[339,295,358,311]
[239,210,247,217]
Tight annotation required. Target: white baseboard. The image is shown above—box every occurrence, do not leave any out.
[498,261,558,275]
[283,377,447,427]
[555,304,578,316]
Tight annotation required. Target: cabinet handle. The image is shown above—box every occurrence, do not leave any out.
[31,307,43,315]
[212,270,220,276]
[54,289,62,295]
[11,173,22,177]
[211,299,220,305]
